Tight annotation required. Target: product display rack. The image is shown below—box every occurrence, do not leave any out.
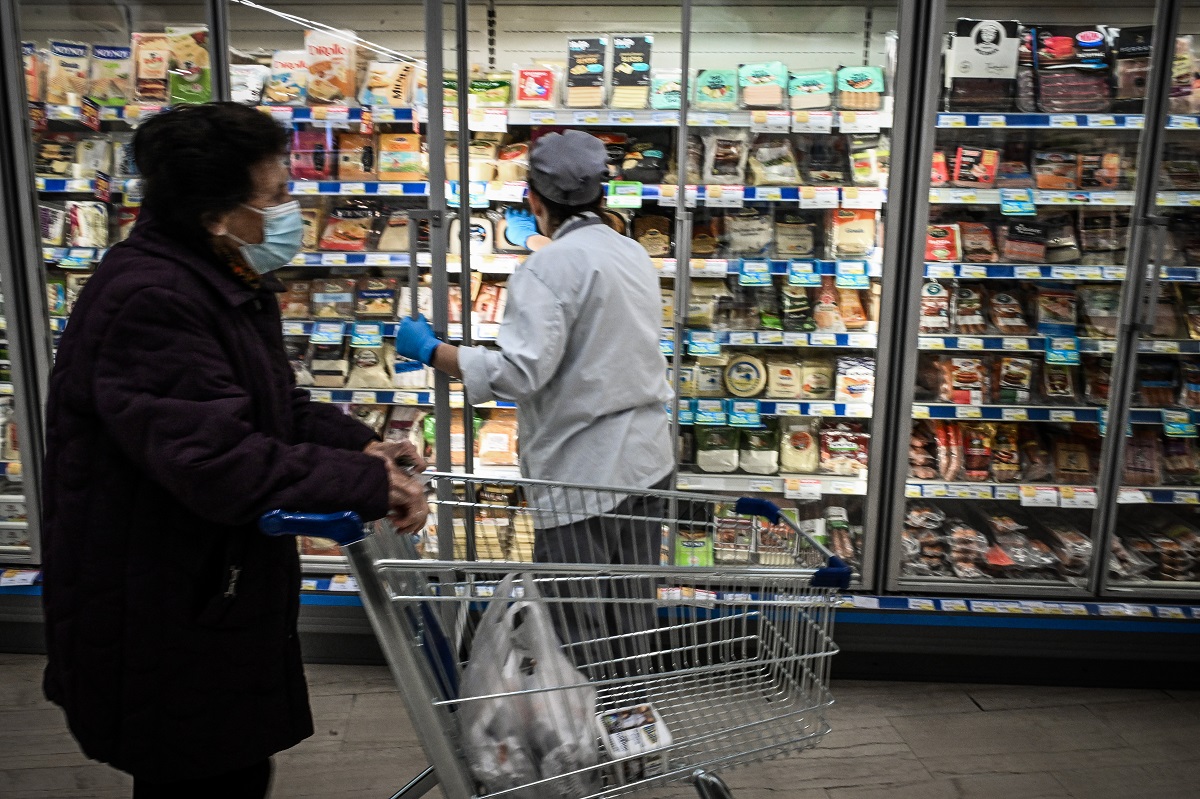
[0,0,1198,633]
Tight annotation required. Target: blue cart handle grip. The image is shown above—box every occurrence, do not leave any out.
[812,556,853,590]
[259,510,366,546]
[734,497,781,524]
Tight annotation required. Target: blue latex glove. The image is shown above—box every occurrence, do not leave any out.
[504,206,540,248]
[395,315,442,365]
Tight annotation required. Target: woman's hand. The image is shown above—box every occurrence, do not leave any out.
[364,440,429,532]
[364,439,427,473]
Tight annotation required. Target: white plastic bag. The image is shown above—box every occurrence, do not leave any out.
[459,574,600,798]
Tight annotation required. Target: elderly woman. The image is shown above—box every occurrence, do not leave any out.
[40,102,426,798]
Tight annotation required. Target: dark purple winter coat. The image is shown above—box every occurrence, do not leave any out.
[41,216,390,781]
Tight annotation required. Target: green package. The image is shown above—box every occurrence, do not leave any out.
[166,26,213,104]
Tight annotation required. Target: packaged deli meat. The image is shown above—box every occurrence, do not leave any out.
[1033,26,1112,113]
[993,357,1036,404]
[1042,362,1079,403]
[988,289,1033,334]
[836,65,884,111]
[818,422,870,476]
[1137,357,1179,407]
[1163,437,1200,484]
[961,222,998,263]
[934,421,964,480]
[1180,360,1200,408]
[946,19,1021,111]
[1077,152,1120,190]
[960,422,994,482]
[1019,424,1053,482]
[926,224,962,262]
[1083,355,1113,405]
[931,151,950,186]
[779,417,820,473]
[937,357,988,405]
[1171,36,1196,115]
[996,158,1034,189]
[1078,285,1121,338]
[952,147,999,188]
[1033,151,1078,190]
[999,221,1048,263]
[953,284,986,334]
[1123,428,1164,486]
[1112,26,1153,113]
[1036,286,1078,336]
[991,423,1022,482]
[920,280,951,334]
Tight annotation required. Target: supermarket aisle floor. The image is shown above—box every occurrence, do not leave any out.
[1,652,1198,799]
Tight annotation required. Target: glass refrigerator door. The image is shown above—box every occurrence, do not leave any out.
[1105,3,1200,600]
[889,7,1156,596]
[676,1,906,584]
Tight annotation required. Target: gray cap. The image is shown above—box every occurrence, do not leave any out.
[528,129,608,205]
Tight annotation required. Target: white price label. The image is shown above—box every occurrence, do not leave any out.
[940,114,967,128]
[941,599,968,612]
[292,182,321,195]
[905,483,923,498]
[529,110,559,124]
[573,110,601,125]
[926,264,955,278]
[808,402,836,417]
[783,332,808,346]
[912,405,931,419]
[609,110,638,125]
[1050,114,1078,128]
[791,110,834,133]
[909,598,937,611]
[809,333,837,346]
[955,405,983,419]
[919,338,946,350]
[848,333,876,348]
[1049,410,1077,423]
[728,331,756,346]
[784,478,823,501]
[754,186,784,202]
[751,110,792,132]
[342,182,366,195]
[948,188,979,203]
[657,184,698,208]
[757,330,784,345]
[1103,267,1126,281]
[958,337,985,350]
[994,485,1020,501]
[839,111,880,133]
[0,569,37,587]
[705,185,745,208]
[1099,339,1118,353]
[978,115,1007,128]
[468,108,508,132]
[1058,486,1097,509]
[1014,266,1044,279]
[774,403,802,416]
[846,404,872,418]
[1020,485,1059,507]
[309,390,333,403]
[1087,114,1116,127]
[351,391,377,404]
[1174,491,1200,505]
[958,264,988,279]
[282,321,307,336]
[377,183,408,195]
[329,574,359,592]
[841,187,884,209]
[325,253,347,265]
[1153,340,1181,353]
[1001,407,1029,421]
[487,181,528,202]
[651,111,679,125]
[1117,488,1149,504]
[799,186,839,209]
[1002,337,1031,351]
[922,483,948,497]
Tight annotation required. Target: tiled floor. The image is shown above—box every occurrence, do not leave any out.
[2,652,1197,798]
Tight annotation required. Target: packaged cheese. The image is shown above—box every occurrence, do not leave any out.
[610,35,653,109]
[513,66,558,108]
[265,50,307,105]
[89,45,132,106]
[693,69,738,111]
[230,64,269,104]
[650,69,683,110]
[359,61,414,107]
[725,354,767,397]
[290,130,335,181]
[830,208,877,258]
[767,359,803,399]
[789,70,834,110]
[738,61,788,108]
[479,410,519,466]
[165,25,212,104]
[378,134,426,181]
[305,28,357,104]
[132,33,171,102]
[835,356,875,403]
[780,417,820,473]
[565,37,607,107]
[836,65,884,110]
[23,42,41,102]
[336,133,377,181]
[46,41,90,106]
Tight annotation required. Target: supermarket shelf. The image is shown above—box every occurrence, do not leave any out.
[289,181,430,197]
[923,263,1128,281]
[507,107,893,130]
[682,399,873,423]
[1156,191,1200,207]
[928,188,1134,206]
[685,330,877,349]
[913,403,1200,425]
[914,336,1198,354]
[284,251,522,273]
[43,247,106,266]
[905,480,1099,506]
[303,387,515,409]
[676,472,868,496]
[41,103,126,122]
[282,320,502,341]
[656,258,882,279]
[35,177,129,194]
[936,112,1147,129]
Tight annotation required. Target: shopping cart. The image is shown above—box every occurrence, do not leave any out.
[261,473,851,799]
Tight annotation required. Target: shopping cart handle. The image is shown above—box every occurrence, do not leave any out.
[811,556,853,590]
[259,510,366,545]
[734,497,782,524]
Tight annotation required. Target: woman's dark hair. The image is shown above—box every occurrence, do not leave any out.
[528,184,604,231]
[133,102,288,253]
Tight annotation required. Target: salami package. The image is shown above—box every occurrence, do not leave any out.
[996,159,1034,189]
[1036,286,1078,336]
[1083,355,1113,405]
[946,19,1020,111]
[1052,435,1095,485]
[926,224,962,262]
[1078,285,1121,338]
[1112,26,1153,113]
[1016,29,1037,112]
[961,222,998,263]
[960,422,995,482]
[952,147,999,188]
[988,289,1032,333]
[1019,424,1053,481]
[1000,221,1047,263]
[919,281,951,334]
[993,357,1035,403]
[1137,358,1179,407]
[1077,153,1120,190]
[1033,26,1112,113]
[702,130,749,185]
[1042,363,1079,402]
[937,357,989,405]
[818,423,870,476]
[991,423,1022,482]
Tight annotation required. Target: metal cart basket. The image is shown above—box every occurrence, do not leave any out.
[262,473,851,799]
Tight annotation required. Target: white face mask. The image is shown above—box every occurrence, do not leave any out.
[225,201,304,274]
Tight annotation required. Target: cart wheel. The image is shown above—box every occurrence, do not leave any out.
[693,770,734,799]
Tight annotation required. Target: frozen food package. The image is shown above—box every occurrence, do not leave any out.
[1042,362,1079,402]
[738,61,788,108]
[774,210,817,259]
[166,25,212,104]
[740,424,780,475]
[610,36,653,110]
[1036,286,1078,336]
[88,45,132,106]
[834,356,875,404]
[693,69,738,111]
[132,33,171,103]
[649,69,683,110]
[995,159,1034,189]
[230,64,270,104]
[789,70,834,110]
[298,205,323,250]
[66,201,108,248]
[830,208,877,258]
[819,423,870,476]
[748,135,800,186]
[279,281,312,318]
[311,278,356,319]
[836,65,884,110]
[993,357,1035,403]
[359,61,414,107]
[723,208,771,258]
[1112,26,1153,113]
[23,42,41,102]
[925,224,962,262]
[336,133,377,181]
[565,36,608,108]
[378,134,426,181]
[702,130,749,185]
[46,41,90,106]
[47,277,68,317]
[799,357,835,400]
[695,426,739,473]
[40,205,66,246]
[1077,285,1121,338]
[1034,26,1113,113]
[959,222,998,263]
[919,281,951,334]
[355,277,398,317]
[290,130,334,181]
[952,147,999,188]
[513,66,558,108]
[1123,428,1163,486]
[946,19,1021,111]
[305,28,357,104]
[1033,151,1078,190]
[265,50,308,105]
[812,276,845,333]
[937,357,989,404]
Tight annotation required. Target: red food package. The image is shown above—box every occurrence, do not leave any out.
[937,357,989,404]
[960,222,998,263]
[290,129,335,180]
[318,205,374,252]
[991,423,1022,482]
[919,280,951,334]
[931,151,950,186]
[926,224,962,262]
[818,422,870,476]
[961,422,994,482]
[999,221,1048,263]
[952,146,999,188]
[1019,424,1053,482]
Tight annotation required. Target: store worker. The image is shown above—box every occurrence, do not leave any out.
[394,129,673,569]
[41,103,428,799]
